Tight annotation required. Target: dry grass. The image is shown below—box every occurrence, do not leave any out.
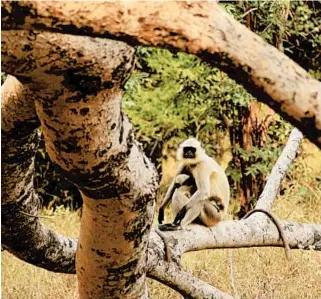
[2,168,321,298]
[2,208,80,299]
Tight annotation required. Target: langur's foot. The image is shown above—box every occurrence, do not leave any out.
[158,223,182,231]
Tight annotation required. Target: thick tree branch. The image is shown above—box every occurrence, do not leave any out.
[148,220,321,261]
[2,30,231,298]
[2,30,158,299]
[2,1,321,148]
[1,75,77,273]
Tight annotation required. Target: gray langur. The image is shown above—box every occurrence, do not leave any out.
[158,138,230,231]
[156,138,290,261]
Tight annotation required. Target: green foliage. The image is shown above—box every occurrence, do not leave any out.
[123,46,291,205]
[123,1,319,209]
[229,146,280,178]
[222,1,321,78]
[124,47,252,157]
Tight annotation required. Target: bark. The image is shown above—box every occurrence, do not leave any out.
[1,75,77,273]
[2,1,321,148]
[2,30,158,299]
[149,220,321,261]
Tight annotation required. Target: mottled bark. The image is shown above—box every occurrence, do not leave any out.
[2,1,321,148]
[2,30,158,299]
[1,75,77,273]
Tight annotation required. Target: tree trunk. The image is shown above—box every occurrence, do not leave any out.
[2,30,158,299]
[230,102,276,216]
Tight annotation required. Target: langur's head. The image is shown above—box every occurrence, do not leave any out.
[177,138,205,163]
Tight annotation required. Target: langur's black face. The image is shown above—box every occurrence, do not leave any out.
[183,146,196,159]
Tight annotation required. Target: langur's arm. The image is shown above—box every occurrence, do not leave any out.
[160,180,177,210]
[193,167,211,201]
[158,164,184,224]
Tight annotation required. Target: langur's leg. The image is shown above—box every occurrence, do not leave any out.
[172,190,189,219]
[158,191,187,231]
[199,201,221,227]
[178,202,204,227]
[173,193,205,227]
[159,191,201,231]
[208,195,225,211]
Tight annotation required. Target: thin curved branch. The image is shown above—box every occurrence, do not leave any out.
[2,1,321,147]
[256,127,303,211]
[148,246,233,299]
